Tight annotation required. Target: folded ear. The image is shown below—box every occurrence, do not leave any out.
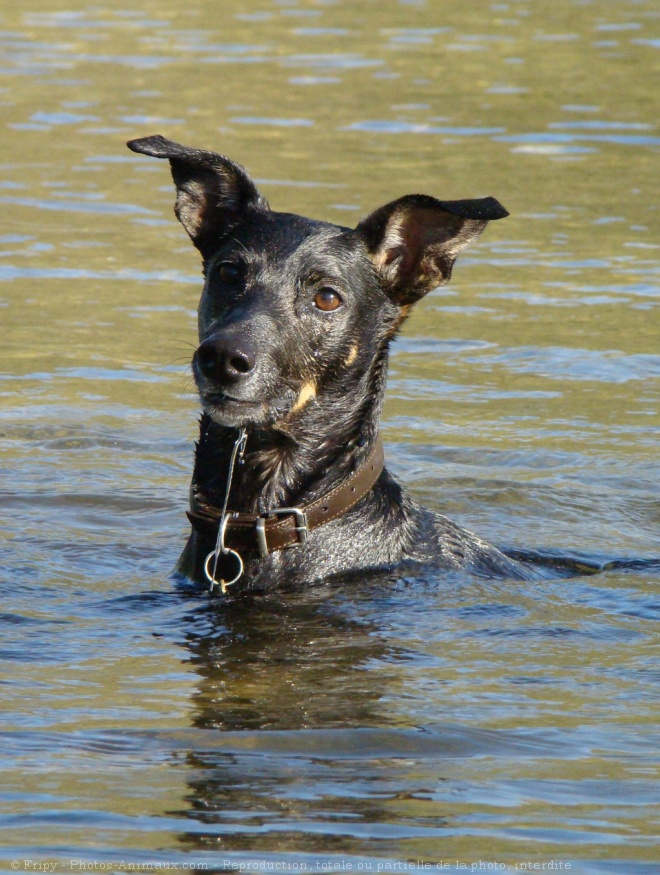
[127,135,268,258]
[355,193,508,305]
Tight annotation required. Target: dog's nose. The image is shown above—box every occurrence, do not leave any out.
[197,334,256,384]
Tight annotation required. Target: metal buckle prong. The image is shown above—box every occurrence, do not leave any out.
[256,507,309,559]
[256,517,268,559]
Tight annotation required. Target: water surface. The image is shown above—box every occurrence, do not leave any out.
[1,0,658,872]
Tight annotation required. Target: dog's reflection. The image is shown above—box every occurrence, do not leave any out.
[174,580,407,852]
[183,580,399,732]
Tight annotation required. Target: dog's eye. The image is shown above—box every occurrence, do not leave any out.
[313,288,343,312]
[217,262,242,285]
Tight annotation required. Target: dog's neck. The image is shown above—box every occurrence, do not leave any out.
[191,366,385,517]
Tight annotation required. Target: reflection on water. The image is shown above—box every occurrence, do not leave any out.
[186,589,397,732]
[1,0,658,870]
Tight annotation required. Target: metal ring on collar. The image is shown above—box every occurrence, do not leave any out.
[204,514,244,591]
[204,547,244,592]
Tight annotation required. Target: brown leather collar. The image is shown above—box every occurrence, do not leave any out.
[187,436,384,559]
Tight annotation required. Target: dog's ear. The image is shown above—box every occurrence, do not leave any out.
[127,135,268,258]
[355,194,508,305]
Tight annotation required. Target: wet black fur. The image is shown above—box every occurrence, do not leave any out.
[127,135,533,590]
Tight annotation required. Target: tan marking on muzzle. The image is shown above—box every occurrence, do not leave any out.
[290,380,317,414]
[344,343,359,367]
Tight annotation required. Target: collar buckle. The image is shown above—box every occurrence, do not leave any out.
[256,507,309,558]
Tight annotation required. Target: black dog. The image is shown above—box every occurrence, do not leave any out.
[128,135,533,591]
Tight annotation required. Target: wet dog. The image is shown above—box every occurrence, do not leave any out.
[128,135,532,591]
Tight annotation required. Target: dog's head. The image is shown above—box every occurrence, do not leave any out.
[128,135,507,430]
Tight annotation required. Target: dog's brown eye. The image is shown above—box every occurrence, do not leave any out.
[218,262,241,285]
[313,288,343,312]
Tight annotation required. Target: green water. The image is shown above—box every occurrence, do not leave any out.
[1,0,658,872]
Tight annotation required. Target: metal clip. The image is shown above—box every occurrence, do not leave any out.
[204,427,248,595]
[236,429,248,465]
[204,512,244,594]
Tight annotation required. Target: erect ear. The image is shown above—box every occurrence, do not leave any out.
[127,135,268,259]
[355,193,508,305]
